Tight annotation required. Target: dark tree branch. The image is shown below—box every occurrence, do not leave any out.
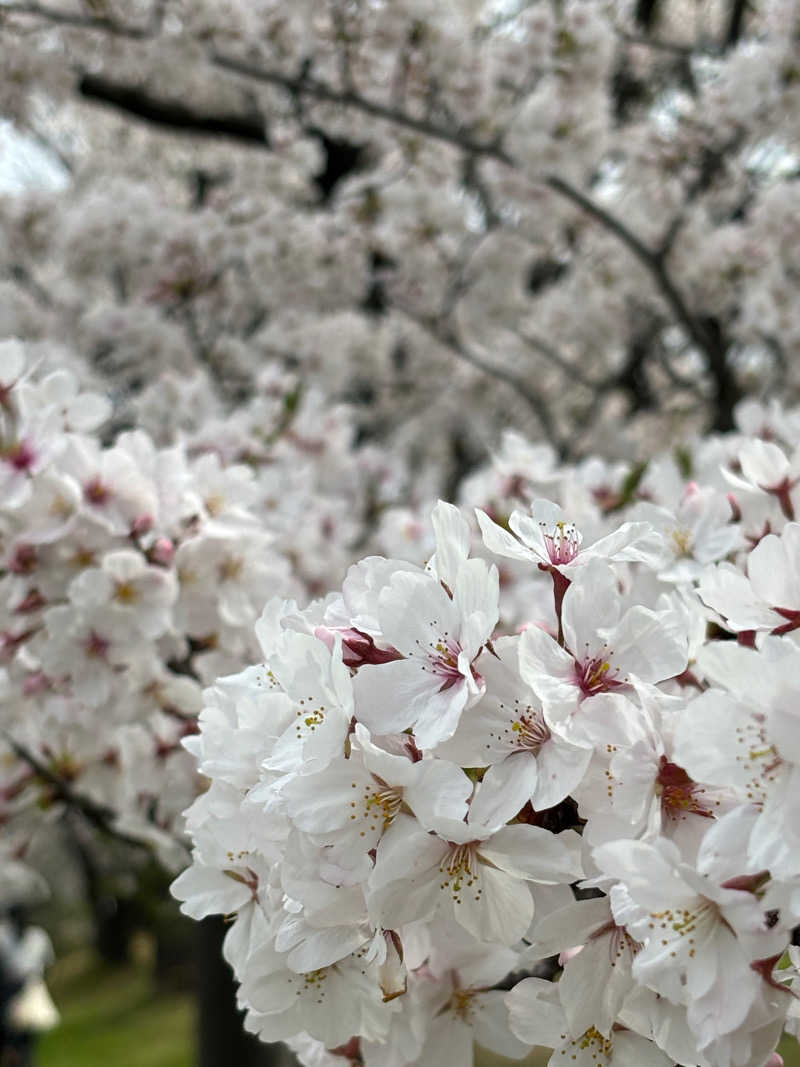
[698,315,743,431]
[190,168,229,210]
[1,729,156,853]
[724,0,750,50]
[78,73,271,147]
[1,1,154,38]
[540,175,743,430]
[38,47,715,386]
[526,256,568,295]
[617,330,656,412]
[617,30,713,57]
[634,0,662,31]
[9,263,53,308]
[3,13,739,431]
[514,328,603,391]
[462,154,501,228]
[73,62,735,430]
[543,175,709,357]
[25,122,74,174]
[760,333,787,393]
[305,126,367,202]
[657,134,743,259]
[400,309,566,455]
[212,51,510,163]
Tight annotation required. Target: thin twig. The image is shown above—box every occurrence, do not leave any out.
[9,263,53,308]
[514,328,604,390]
[400,308,566,454]
[462,154,501,228]
[1,8,738,427]
[212,51,511,163]
[1,729,154,853]
[1,1,154,38]
[542,174,711,359]
[617,29,716,56]
[656,134,743,259]
[24,122,74,174]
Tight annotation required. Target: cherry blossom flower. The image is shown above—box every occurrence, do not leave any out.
[699,523,800,638]
[593,813,789,1051]
[352,556,498,750]
[368,812,583,946]
[477,498,662,576]
[434,634,591,817]
[506,976,672,1067]
[518,561,688,743]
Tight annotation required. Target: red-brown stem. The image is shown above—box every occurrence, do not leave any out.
[550,567,571,647]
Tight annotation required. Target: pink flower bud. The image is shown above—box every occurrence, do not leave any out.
[131,514,154,537]
[150,537,175,565]
[315,625,402,667]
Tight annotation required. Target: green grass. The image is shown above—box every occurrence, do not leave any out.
[780,1033,800,1067]
[39,950,193,1067]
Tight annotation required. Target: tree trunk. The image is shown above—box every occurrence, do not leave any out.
[195,917,296,1067]
[66,815,135,966]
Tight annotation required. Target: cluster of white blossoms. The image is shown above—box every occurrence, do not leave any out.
[5,0,800,469]
[174,398,800,1067]
[0,337,398,882]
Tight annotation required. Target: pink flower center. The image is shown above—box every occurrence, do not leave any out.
[84,477,112,506]
[656,757,714,820]
[9,543,37,574]
[5,439,36,472]
[84,630,110,659]
[575,652,625,696]
[419,634,467,691]
[15,589,45,615]
[541,520,580,565]
[511,709,551,753]
[1,628,37,659]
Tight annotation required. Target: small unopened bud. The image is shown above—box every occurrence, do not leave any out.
[131,514,154,537]
[314,625,402,667]
[149,537,175,565]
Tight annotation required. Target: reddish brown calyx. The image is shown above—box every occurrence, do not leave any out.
[656,757,714,820]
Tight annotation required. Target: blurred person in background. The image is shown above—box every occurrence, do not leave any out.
[0,908,58,1067]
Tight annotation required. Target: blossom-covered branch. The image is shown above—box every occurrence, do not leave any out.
[78,74,271,148]
[172,398,800,1067]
